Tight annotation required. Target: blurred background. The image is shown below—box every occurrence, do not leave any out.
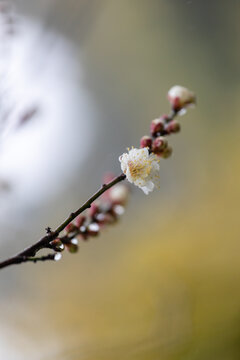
[0,0,240,359]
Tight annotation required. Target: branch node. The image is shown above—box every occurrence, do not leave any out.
[45,227,52,234]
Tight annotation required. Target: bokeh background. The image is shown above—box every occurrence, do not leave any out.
[0,0,240,359]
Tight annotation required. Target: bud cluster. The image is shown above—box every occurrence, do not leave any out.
[55,177,129,254]
[140,85,195,158]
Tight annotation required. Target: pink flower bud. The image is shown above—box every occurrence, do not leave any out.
[74,215,86,228]
[65,223,77,234]
[95,213,106,224]
[150,118,165,136]
[161,146,173,159]
[140,135,152,149]
[96,213,116,225]
[109,184,128,205]
[165,120,181,134]
[113,204,125,216]
[168,85,196,111]
[152,137,168,154]
[87,223,100,236]
[78,225,90,241]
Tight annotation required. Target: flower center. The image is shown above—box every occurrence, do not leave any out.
[127,159,151,181]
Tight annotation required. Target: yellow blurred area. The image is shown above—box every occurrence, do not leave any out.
[7,128,239,360]
[1,1,240,359]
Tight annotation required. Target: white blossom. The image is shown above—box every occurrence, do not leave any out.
[119,147,160,195]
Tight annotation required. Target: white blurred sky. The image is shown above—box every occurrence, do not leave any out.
[0,10,98,241]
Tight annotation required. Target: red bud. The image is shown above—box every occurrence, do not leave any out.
[140,135,152,149]
[65,223,77,233]
[74,215,86,228]
[165,120,181,134]
[162,146,173,159]
[152,137,168,154]
[150,118,165,136]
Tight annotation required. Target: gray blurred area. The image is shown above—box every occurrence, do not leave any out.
[0,1,240,360]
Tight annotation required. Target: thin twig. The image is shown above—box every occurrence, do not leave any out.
[0,173,126,270]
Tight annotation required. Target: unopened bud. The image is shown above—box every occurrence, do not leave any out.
[79,225,89,241]
[87,223,100,236]
[96,213,116,225]
[67,243,79,253]
[165,120,181,134]
[50,239,65,252]
[113,204,125,216]
[161,146,173,159]
[140,135,152,149]
[65,223,77,234]
[150,118,165,136]
[74,215,85,228]
[109,184,128,205]
[168,85,196,111]
[152,137,168,154]
[95,213,105,224]
[71,238,79,245]
[80,225,87,233]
